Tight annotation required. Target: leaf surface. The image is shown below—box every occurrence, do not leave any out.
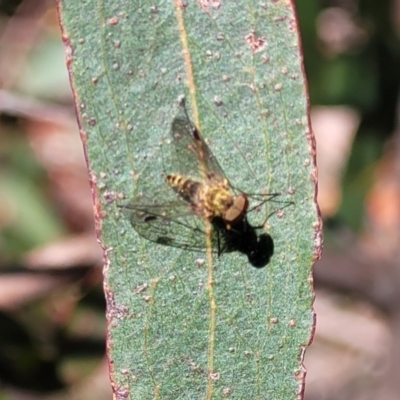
[58,1,320,398]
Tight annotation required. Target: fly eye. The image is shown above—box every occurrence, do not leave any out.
[223,194,249,225]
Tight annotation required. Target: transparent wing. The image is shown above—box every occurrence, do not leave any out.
[169,102,227,181]
[121,194,214,251]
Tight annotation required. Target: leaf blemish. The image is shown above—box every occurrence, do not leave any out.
[213,96,223,106]
[177,0,188,9]
[108,16,119,26]
[245,31,267,53]
[198,0,222,12]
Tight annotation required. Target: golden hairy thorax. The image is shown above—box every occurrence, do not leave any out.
[166,173,249,227]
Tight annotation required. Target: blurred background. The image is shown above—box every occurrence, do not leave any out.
[0,0,399,399]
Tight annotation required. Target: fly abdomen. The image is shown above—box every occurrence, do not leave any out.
[166,174,201,202]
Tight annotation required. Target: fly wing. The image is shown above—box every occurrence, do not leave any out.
[169,102,227,181]
[121,194,273,260]
[121,195,216,252]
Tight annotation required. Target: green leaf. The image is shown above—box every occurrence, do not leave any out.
[58,1,319,398]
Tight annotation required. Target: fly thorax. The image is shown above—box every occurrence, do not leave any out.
[166,174,201,202]
[204,185,234,217]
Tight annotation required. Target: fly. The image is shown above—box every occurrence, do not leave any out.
[121,98,280,268]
